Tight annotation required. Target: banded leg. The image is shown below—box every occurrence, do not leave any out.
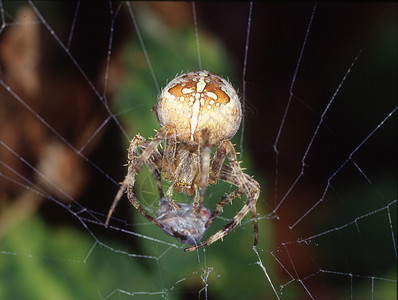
[105,125,174,226]
[105,162,163,227]
[125,172,163,227]
[219,140,260,246]
[188,140,260,250]
[161,124,177,171]
[125,137,166,227]
[209,139,230,183]
[148,162,164,199]
[185,202,252,252]
[204,141,243,227]
[220,141,254,199]
[105,134,148,225]
[158,125,181,210]
[166,182,180,210]
[205,189,242,228]
[135,124,175,169]
[129,135,164,198]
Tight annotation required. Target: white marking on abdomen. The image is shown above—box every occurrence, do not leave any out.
[182,88,193,94]
[206,91,217,100]
[190,99,200,140]
[196,78,206,93]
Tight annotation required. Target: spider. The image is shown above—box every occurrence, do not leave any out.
[105,70,260,252]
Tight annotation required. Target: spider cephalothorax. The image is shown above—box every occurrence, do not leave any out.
[105,70,260,252]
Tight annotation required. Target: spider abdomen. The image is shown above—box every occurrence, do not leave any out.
[156,70,242,146]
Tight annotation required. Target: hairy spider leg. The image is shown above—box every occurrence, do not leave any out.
[204,140,243,227]
[219,166,259,246]
[148,162,164,198]
[105,125,175,226]
[105,168,163,228]
[185,140,260,251]
[205,189,242,228]
[126,172,162,228]
[219,140,259,246]
[184,202,253,252]
[158,125,182,210]
[127,136,164,198]
[106,135,150,225]
[166,182,180,210]
[162,123,177,171]
[209,137,229,178]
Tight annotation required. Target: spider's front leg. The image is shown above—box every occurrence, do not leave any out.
[105,125,175,226]
[185,140,260,252]
[161,126,181,211]
[105,134,148,226]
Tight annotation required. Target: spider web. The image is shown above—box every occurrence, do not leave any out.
[0,2,396,299]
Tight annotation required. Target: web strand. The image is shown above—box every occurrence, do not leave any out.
[66,0,79,50]
[239,1,253,160]
[192,2,202,70]
[272,3,317,203]
[273,49,361,213]
[126,2,160,95]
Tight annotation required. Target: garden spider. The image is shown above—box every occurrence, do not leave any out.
[105,70,260,252]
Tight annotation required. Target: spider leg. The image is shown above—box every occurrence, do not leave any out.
[128,136,164,198]
[155,123,180,211]
[125,173,163,227]
[184,202,252,252]
[219,140,259,245]
[166,182,180,210]
[105,134,148,226]
[195,129,211,213]
[105,176,129,227]
[162,122,177,167]
[205,188,242,228]
[105,172,163,228]
[136,125,175,167]
[148,162,164,198]
[221,170,259,246]
[209,138,229,182]
[190,140,260,250]
[203,141,243,227]
[105,125,174,226]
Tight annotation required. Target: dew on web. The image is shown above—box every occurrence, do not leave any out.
[0,2,396,299]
